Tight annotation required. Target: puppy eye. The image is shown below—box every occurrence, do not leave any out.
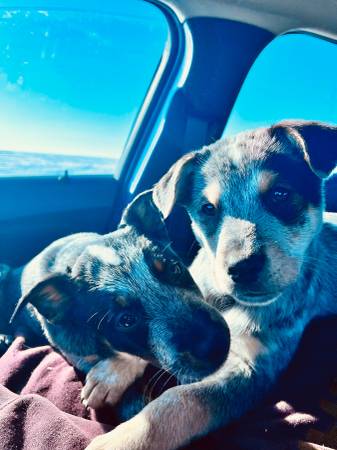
[116,312,139,330]
[269,187,291,202]
[201,202,216,216]
[169,262,182,276]
[263,185,304,224]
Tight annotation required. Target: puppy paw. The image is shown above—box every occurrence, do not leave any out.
[81,370,120,409]
[81,354,147,409]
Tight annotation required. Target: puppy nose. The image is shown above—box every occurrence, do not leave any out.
[228,252,266,284]
[173,309,230,370]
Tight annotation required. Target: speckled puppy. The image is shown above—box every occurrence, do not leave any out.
[8,191,229,414]
[87,120,337,450]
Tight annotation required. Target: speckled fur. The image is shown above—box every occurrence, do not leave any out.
[98,120,337,450]
[5,191,230,420]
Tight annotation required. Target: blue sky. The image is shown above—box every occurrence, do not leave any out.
[0,1,168,158]
[0,4,336,163]
[225,33,337,137]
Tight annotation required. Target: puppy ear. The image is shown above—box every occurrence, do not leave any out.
[153,150,209,218]
[119,189,170,242]
[273,120,337,178]
[10,274,75,325]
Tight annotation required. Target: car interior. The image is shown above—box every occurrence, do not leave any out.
[1,0,336,269]
[0,0,337,448]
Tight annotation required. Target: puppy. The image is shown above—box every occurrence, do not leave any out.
[87,120,337,450]
[6,191,230,414]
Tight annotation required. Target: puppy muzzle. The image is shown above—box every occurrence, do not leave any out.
[151,306,230,381]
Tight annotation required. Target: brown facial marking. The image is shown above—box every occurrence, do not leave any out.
[258,170,278,194]
[153,258,165,273]
[203,181,221,207]
[83,354,99,364]
[115,295,128,307]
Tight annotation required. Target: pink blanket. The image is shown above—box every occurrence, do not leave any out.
[0,316,336,450]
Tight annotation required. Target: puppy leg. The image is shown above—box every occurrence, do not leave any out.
[81,353,147,409]
[86,382,211,450]
[85,336,298,450]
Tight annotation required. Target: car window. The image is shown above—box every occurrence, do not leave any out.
[224,33,337,137]
[0,2,168,177]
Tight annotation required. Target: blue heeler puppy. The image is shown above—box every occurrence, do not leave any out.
[6,191,230,414]
[86,120,337,450]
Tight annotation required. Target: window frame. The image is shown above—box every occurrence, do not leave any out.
[117,0,185,184]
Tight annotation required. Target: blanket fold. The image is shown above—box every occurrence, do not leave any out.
[0,316,336,450]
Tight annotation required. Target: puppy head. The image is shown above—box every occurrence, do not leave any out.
[153,120,337,306]
[13,191,230,381]
[75,193,230,381]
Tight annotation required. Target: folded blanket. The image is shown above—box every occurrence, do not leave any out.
[0,316,336,450]
[0,337,111,450]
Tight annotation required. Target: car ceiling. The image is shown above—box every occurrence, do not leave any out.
[159,0,337,37]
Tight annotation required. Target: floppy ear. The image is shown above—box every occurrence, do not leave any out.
[153,150,209,219]
[119,189,170,242]
[273,120,337,178]
[10,274,75,324]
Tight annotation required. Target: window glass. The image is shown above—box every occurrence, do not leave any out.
[0,2,168,176]
[224,34,337,137]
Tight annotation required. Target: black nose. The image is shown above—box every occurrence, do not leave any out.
[228,252,266,284]
[172,308,230,373]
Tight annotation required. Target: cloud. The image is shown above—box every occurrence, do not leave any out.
[0,69,24,93]
[37,10,49,17]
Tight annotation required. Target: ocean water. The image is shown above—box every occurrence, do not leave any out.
[0,150,118,177]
